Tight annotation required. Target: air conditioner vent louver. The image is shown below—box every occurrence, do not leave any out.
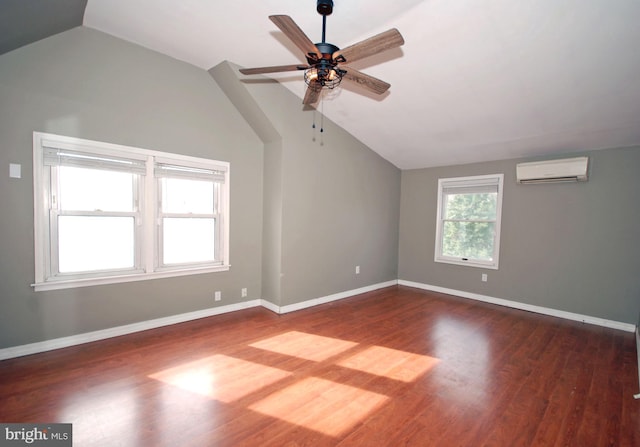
[516,157,589,184]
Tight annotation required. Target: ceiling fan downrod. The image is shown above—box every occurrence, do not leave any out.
[317,0,333,43]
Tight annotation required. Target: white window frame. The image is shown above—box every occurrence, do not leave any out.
[33,132,230,291]
[434,173,504,269]
[154,158,226,271]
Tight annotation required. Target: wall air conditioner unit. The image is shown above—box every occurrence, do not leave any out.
[516,156,589,184]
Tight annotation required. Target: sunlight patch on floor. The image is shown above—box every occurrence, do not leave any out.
[60,385,140,446]
[249,331,359,362]
[148,331,441,436]
[337,345,440,382]
[431,317,490,408]
[149,354,291,403]
[248,376,389,437]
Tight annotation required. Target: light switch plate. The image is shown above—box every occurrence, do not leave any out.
[9,163,21,179]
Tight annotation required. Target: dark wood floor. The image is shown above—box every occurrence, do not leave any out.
[1,286,638,446]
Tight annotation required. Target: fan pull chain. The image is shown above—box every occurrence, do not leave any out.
[310,94,327,145]
[311,110,317,142]
[320,96,325,145]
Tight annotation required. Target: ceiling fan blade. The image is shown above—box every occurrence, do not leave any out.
[269,15,320,59]
[303,85,322,105]
[333,28,404,64]
[239,64,307,75]
[342,66,391,95]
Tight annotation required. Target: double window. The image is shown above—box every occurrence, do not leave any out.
[33,132,229,291]
[435,174,504,269]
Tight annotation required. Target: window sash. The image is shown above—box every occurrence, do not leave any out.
[57,166,139,213]
[159,176,218,215]
[441,191,498,221]
[47,164,144,279]
[54,215,140,276]
[156,176,222,269]
[158,217,219,268]
[440,221,497,261]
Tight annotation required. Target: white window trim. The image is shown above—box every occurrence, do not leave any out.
[32,132,230,292]
[434,173,504,270]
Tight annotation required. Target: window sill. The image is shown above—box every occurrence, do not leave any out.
[32,265,230,292]
[435,257,499,270]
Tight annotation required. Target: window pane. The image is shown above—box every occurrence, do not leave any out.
[163,218,215,265]
[162,178,214,214]
[58,216,135,273]
[59,166,135,212]
[444,193,497,220]
[442,221,495,261]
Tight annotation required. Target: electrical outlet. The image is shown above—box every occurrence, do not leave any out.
[355,265,360,274]
[214,291,221,301]
[481,273,488,282]
[241,288,247,298]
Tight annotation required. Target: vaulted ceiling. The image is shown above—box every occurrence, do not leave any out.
[3,0,640,169]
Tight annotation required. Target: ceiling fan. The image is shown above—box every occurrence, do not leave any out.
[239,0,405,105]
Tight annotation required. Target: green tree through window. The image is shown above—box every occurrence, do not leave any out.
[442,192,497,261]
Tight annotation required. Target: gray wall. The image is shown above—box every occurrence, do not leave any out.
[212,62,402,307]
[0,27,264,348]
[399,146,640,324]
[278,120,400,306]
[207,63,285,308]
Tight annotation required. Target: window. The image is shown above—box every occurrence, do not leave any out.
[434,174,504,269]
[33,132,230,291]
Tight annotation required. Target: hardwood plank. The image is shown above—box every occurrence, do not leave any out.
[0,285,638,446]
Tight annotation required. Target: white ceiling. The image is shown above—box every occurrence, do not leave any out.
[83,0,640,169]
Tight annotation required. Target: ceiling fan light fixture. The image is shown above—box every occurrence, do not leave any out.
[304,66,342,89]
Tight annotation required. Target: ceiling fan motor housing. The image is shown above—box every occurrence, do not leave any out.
[307,42,340,65]
[317,0,334,15]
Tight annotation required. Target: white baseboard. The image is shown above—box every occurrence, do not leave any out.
[636,324,640,396]
[263,280,398,314]
[0,300,261,361]
[0,281,397,361]
[259,299,280,314]
[399,279,635,332]
[2,279,632,361]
